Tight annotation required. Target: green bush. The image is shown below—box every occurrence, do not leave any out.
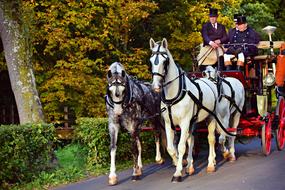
[0,124,56,188]
[74,118,157,169]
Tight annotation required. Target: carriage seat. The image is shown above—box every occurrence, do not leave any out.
[257,41,285,49]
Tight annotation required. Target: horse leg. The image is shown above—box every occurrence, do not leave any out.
[207,119,216,173]
[165,122,178,166]
[228,113,240,162]
[153,122,165,164]
[186,134,195,175]
[172,123,189,182]
[108,124,119,185]
[132,133,143,181]
[219,134,230,159]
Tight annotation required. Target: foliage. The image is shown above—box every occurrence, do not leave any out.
[0,0,283,122]
[239,3,278,39]
[0,123,56,189]
[74,117,156,169]
[11,143,88,190]
[10,141,154,190]
[241,0,285,40]
[55,143,88,169]
[29,0,158,121]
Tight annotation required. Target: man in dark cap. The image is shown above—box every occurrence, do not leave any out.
[200,8,228,70]
[224,15,261,71]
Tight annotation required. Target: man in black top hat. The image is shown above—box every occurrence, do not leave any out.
[224,15,260,71]
[200,8,228,70]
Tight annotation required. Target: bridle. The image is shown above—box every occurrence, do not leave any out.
[107,80,126,104]
[150,44,170,79]
[107,73,128,106]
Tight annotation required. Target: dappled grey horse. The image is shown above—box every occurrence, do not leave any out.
[105,62,165,185]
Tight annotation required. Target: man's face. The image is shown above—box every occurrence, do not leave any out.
[209,16,217,24]
[237,23,247,32]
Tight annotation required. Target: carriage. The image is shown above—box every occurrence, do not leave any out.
[190,25,285,156]
[106,26,285,185]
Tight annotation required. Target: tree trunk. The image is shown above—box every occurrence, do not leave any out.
[0,1,44,124]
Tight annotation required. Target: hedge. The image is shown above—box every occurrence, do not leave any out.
[74,118,158,169]
[0,124,56,188]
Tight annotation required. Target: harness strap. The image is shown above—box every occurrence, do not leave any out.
[218,77,243,114]
[105,95,114,108]
[161,66,187,131]
[187,90,237,137]
[198,47,214,65]
[189,79,203,127]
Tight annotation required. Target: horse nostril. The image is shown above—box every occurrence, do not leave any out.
[154,88,161,93]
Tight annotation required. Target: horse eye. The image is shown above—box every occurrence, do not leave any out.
[107,70,112,78]
[121,70,126,78]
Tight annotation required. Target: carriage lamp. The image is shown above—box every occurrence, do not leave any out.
[262,26,277,55]
[263,72,275,86]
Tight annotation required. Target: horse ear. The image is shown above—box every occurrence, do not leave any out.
[107,70,112,79]
[149,38,155,49]
[162,38,168,49]
[121,70,126,78]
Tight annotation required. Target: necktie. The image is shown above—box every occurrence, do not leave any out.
[212,23,216,29]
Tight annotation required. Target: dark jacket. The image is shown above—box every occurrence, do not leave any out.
[225,26,261,57]
[202,22,228,46]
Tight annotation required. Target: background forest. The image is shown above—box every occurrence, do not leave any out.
[1,0,284,123]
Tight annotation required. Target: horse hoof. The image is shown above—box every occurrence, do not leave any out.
[228,156,236,162]
[108,176,118,186]
[156,158,165,165]
[223,151,230,159]
[131,175,141,181]
[206,166,216,173]
[171,176,182,183]
[186,166,195,175]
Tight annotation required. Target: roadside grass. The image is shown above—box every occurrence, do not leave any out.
[10,143,152,190]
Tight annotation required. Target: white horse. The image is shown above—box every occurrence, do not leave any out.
[106,62,165,185]
[149,38,220,182]
[203,66,245,162]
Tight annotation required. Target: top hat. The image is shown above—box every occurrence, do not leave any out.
[236,16,247,24]
[209,8,218,17]
[234,14,241,23]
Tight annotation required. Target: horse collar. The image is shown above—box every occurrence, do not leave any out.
[161,66,186,106]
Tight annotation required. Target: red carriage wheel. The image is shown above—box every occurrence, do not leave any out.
[276,96,285,150]
[262,115,272,156]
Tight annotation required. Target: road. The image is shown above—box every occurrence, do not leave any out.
[54,139,285,190]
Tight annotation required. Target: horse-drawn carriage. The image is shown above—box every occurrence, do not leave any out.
[105,26,285,185]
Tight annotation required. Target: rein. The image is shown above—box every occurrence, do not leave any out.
[198,47,214,65]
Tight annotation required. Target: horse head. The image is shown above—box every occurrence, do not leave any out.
[107,62,128,115]
[149,38,170,93]
[202,66,218,80]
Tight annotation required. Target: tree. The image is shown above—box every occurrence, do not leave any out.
[239,2,278,40]
[241,0,285,40]
[31,0,157,121]
[0,0,44,124]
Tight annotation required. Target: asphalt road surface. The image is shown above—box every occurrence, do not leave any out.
[54,139,285,190]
